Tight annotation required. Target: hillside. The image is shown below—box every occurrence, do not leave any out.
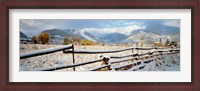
[42,29,67,36]
[126,31,170,44]
[128,29,180,44]
[20,31,28,38]
[37,22,180,45]
[143,20,180,35]
[80,30,101,42]
[41,29,100,44]
[100,33,128,44]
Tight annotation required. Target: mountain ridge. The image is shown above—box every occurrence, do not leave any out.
[20,31,28,38]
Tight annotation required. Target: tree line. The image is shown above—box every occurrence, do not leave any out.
[31,32,178,47]
[31,32,96,45]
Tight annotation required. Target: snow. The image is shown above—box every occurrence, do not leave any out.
[20,44,180,71]
[80,29,97,42]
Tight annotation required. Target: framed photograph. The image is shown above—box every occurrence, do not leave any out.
[1,0,199,91]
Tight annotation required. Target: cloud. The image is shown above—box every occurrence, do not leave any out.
[104,20,143,28]
[163,20,180,28]
[20,19,178,37]
[20,20,57,36]
[20,20,56,29]
[20,19,144,37]
[82,24,145,36]
[123,21,143,26]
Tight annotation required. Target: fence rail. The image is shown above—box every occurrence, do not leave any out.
[63,47,169,54]
[63,47,134,54]
[20,44,73,59]
[20,44,180,71]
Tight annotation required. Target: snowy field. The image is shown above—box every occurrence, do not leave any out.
[20,44,180,71]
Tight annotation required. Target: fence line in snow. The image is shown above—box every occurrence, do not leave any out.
[20,44,180,71]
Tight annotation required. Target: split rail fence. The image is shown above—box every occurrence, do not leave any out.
[20,44,180,71]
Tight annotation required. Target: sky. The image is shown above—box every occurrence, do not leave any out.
[20,19,180,37]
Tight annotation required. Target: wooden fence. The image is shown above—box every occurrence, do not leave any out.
[20,44,180,71]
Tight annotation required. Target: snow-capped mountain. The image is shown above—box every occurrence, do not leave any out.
[41,29,100,44]
[38,20,180,45]
[100,33,128,44]
[20,31,28,38]
[125,30,171,44]
[39,28,180,45]
[80,29,101,42]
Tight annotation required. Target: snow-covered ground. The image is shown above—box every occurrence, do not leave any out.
[20,44,180,71]
[137,53,180,71]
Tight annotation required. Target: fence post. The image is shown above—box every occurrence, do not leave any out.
[132,48,134,55]
[72,44,75,71]
[100,55,111,71]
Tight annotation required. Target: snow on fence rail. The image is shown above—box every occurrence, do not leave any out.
[20,44,73,59]
[63,47,166,54]
[20,44,180,71]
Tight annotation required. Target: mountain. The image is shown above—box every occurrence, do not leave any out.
[127,21,180,44]
[42,29,67,36]
[143,20,180,35]
[41,29,67,44]
[20,31,28,38]
[131,26,179,36]
[126,30,180,44]
[63,29,85,39]
[100,33,128,43]
[80,30,102,42]
[130,29,144,35]
[127,31,163,43]
[41,29,100,44]
[39,21,180,45]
